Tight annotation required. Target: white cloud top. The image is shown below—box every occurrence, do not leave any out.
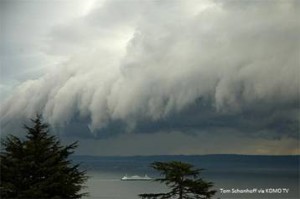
[1,0,299,139]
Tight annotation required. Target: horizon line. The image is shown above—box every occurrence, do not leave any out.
[72,153,300,158]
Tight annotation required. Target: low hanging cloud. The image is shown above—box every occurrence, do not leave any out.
[1,0,299,139]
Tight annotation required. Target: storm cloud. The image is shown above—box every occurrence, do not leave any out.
[1,0,299,142]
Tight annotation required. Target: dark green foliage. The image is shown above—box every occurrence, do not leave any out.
[139,161,216,199]
[0,115,88,198]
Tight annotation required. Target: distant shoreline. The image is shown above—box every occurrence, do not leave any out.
[72,154,300,159]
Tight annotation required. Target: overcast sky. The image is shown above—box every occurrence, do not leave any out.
[0,0,299,156]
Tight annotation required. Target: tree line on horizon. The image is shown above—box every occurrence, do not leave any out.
[0,115,216,199]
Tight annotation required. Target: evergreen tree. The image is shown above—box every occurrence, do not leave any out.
[139,161,216,199]
[0,115,88,198]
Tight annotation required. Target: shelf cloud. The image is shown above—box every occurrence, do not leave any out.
[1,0,299,142]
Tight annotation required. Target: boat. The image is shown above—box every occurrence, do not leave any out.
[121,174,152,181]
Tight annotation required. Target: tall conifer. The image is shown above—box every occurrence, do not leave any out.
[0,115,87,198]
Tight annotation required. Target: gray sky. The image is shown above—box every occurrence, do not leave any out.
[0,0,299,156]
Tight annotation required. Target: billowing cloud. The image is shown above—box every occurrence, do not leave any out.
[1,0,299,141]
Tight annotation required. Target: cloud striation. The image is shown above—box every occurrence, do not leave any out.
[1,0,299,140]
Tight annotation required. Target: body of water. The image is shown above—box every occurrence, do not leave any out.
[72,155,299,199]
